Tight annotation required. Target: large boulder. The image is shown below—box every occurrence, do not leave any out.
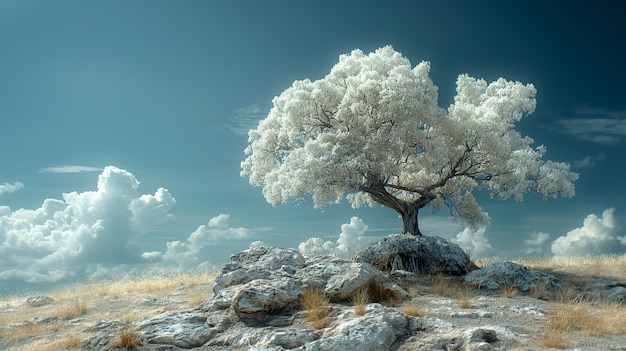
[354,234,477,275]
[463,261,565,291]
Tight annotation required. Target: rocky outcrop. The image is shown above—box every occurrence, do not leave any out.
[83,242,578,350]
[354,234,477,275]
[463,261,564,291]
[84,245,416,350]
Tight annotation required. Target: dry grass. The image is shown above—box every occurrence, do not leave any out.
[543,300,626,341]
[475,257,500,268]
[300,288,331,329]
[54,299,89,319]
[554,285,583,304]
[515,254,626,281]
[110,328,142,349]
[86,271,216,298]
[535,329,570,349]
[4,333,85,351]
[0,270,216,351]
[529,280,550,300]
[457,286,476,309]
[400,304,426,317]
[0,322,63,344]
[500,284,518,299]
[365,278,403,306]
[431,274,455,297]
[350,287,370,316]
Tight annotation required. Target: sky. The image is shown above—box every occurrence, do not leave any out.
[1,0,625,293]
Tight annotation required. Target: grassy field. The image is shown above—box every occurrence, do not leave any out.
[0,271,217,351]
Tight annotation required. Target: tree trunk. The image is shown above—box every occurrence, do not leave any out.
[400,205,422,236]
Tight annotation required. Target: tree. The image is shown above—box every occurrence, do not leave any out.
[241,46,578,236]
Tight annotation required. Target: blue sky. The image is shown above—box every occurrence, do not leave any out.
[1,0,625,292]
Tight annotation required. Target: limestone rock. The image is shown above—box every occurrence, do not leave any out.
[463,262,564,291]
[26,295,54,307]
[306,304,410,351]
[415,327,502,351]
[355,234,477,275]
[585,280,626,303]
[82,245,416,350]
[136,310,214,348]
[297,259,408,302]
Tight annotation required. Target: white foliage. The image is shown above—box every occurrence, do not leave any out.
[242,46,578,229]
[551,208,622,257]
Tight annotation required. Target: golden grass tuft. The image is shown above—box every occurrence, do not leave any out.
[110,328,142,349]
[54,299,89,319]
[500,283,518,299]
[350,287,370,316]
[301,288,331,329]
[431,274,454,297]
[535,329,570,349]
[400,304,426,317]
[529,280,549,300]
[457,286,476,309]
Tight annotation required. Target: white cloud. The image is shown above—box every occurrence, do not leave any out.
[337,217,368,253]
[558,117,626,145]
[551,208,622,257]
[142,214,250,269]
[298,237,334,256]
[228,104,267,136]
[0,181,24,196]
[0,166,176,284]
[524,232,550,255]
[39,165,102,173]
[249,240,265,248]
[454,226,493,259]
[574,153,606,169]
[574,105,626,119]
[298,217,368,256]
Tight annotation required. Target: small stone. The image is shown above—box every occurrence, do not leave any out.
[26,296,54,307]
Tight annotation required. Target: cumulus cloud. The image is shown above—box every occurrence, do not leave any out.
[298,237,335,256]
[337,217,368,253]
[551,208,623,257]
[250,240,265,248]
[0,166,176,284]
[0,181,24,196]
[298,217,368,256]
[454,227,493,259]
[524,232,550,255]
[142,214,250,269]
[39,165,102,173]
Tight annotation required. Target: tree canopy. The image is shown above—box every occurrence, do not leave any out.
[241,46,578,236]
